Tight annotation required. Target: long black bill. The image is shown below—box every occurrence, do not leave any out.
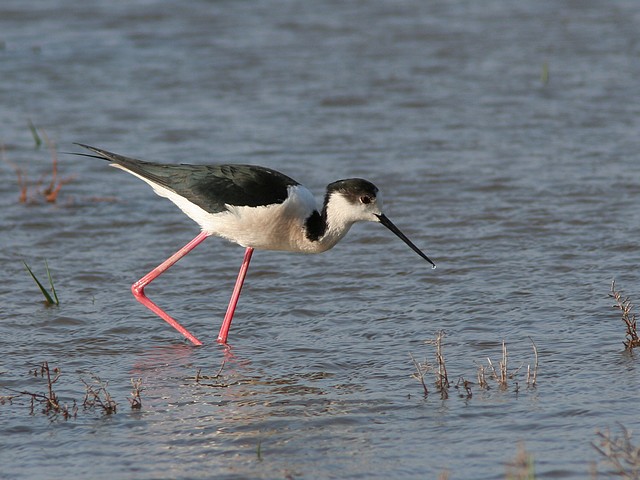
[376,214,436,268]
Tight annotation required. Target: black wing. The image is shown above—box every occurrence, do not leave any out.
[76,144,300,213]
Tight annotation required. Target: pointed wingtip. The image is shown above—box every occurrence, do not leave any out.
[73,143,99,153]
[67,143,114,162]
[73,143,122,162]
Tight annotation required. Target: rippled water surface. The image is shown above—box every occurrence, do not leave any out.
[2,1,640,479]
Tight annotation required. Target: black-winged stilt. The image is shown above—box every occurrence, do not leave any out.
[77,144,435,345]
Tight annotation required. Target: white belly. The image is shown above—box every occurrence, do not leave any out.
[148,181,325,252]
[210,199,319,252]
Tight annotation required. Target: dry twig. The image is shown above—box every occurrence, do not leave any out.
[409,353,430,396]
[0,128,74,204]
[426,330,449,397]
[481,341,525,391]
[610,280,640,350]
[40,131,74,202]
[82,376,117,414]
[527,337,538,387]
[455,376,473,398]
[476,362,489,390]
[3,362,76,419]
[192,360,237,388]
[593,425,640,479]
[1,143,28,203]
[129,378,143,409]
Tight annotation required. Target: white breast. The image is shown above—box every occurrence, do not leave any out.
[212,185,321,251]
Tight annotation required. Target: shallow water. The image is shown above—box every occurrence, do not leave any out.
[2,0,640,478]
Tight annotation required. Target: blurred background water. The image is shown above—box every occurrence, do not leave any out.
[2,0,640,478]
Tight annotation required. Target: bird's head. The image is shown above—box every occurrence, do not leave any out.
[325,178,436,268]
[325,178,383,222]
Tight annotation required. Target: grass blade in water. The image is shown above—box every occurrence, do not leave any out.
[23,260,58,305]
[45,260,59,305]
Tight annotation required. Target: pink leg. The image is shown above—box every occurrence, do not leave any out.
[217,247,254,344]
[132,231,209,346]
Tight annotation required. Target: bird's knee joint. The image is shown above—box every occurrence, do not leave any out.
[131,283,144,298]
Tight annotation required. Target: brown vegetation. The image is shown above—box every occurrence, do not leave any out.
[1,124,74,204]
[411,334,539,398]
[0,362,143,419]
[593,425,640,479]
[609,280,640,350]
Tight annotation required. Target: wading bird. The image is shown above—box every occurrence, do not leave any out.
[77,144,435,345]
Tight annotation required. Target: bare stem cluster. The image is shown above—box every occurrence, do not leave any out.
[412,335,539,398]
[192,360,241,389]
[409,353,430,396]
[1,126,74,204]
[129,378,143,409]
[593,425,640,479]
[1,362,143,419]
[410,330,450,398]
[477,339,538,392]
[610,280,640,350]
[429,330,450,395]
[82,376,118,414]
[2,362,77,419]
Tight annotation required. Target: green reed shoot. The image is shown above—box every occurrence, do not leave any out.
[23,260,59,305]
[540,61,549,87]
[256,439,263,461]
[27,119,42,148]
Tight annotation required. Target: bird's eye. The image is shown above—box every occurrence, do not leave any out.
[360,195,372,204]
